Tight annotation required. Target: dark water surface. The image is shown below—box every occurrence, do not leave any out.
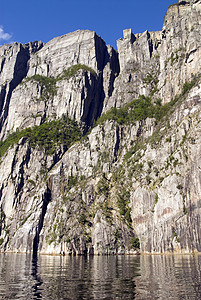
[0,253,201,299]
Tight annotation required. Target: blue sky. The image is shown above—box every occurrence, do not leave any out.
[1,0,176,48]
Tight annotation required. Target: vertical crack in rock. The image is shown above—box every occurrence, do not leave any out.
[94,33,108,72]
[148,38,154,59]
[0,46,30,133]
[10,141,31,209]
[0,42,44,139]
[0,205,5,236]
[0,85,7,116]
[113,125,120,162]
[0,57,6,73]
[107,48,120,97]
[136,121,142,137]
[0,186,3,203]
[33,186,51,258]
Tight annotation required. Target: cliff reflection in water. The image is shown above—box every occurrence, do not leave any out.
[135,255,201,299]
[0,254,139,299]
[0,254,201,299]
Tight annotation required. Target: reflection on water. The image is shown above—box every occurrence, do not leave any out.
[0,254,139,299]
[0,253,201,299]
[135,255,201,300]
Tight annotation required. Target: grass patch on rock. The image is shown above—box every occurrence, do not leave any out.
[0,115,82,157]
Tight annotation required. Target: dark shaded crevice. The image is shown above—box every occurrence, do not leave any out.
[110,49,120,76]
[94,75,106,123]
[80,71,95,126]
[0,42,44,137]
[0,83,15,134]
[185,48,197,63]
[0,45,30,135]
[178,1,189,5]
[15,146,31,198]
[40,111,47,124]
[0,57,6,73]
[137,122,143,137]
[78,34,120,130]
[0,206,5,236]
[25,41,44,54]
[130,32,136,44]
[52,149,65,167]
[14,167,25,199]
[93,34,120,125]
[33,186,51,258]
[107,49,120,98]
[148,39,154,59]
[94,33,108,123]
[113,125,121,162]
[10,140,31,201]
[108,72,117,97]
[162,29,166,39]
[0,85,6,117]
[0,185,3,202]
[81,71,104,128]
[10,143,20,175]
[94,33,109,72]
[46,147,68,173]
[25,145,31,168]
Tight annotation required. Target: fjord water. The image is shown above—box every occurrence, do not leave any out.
[0,254,201,299]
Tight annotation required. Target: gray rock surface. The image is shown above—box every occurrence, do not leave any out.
[0,0,200,255]
[104,0,201,110]
[0,41,43,139]
[0,30,119,138]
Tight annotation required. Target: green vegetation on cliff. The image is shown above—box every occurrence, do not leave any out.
[24,75,58,100]
[96,95,174,125]
[23,64,97,102]
[1,76,198,160]
[58,64,97,80]
[0,116,82,157]
[96,75,200,126]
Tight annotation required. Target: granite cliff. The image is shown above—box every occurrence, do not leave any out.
[0,0,200,255]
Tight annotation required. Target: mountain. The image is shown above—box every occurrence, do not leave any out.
[0,0,200,255]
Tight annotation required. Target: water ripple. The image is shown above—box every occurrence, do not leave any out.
[0,254,201,299]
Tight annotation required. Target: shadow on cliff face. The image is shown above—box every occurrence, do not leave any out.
[0,46,30,137]
[80,71,105,128]
[33,186,51,258]
[84,34,120,126]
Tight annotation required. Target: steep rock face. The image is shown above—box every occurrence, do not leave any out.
[0,140,48,253]
[0,42,44,139]
[0,30,119,139]
[130,82,201,253]
[0,0,200,255]
[104,29,161,110]
[1,78,200,255]
[27,30,107,77]
[104,0,201,111]
[0,121,144,255]
[158,0,201,102]
[3,68,100,133]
